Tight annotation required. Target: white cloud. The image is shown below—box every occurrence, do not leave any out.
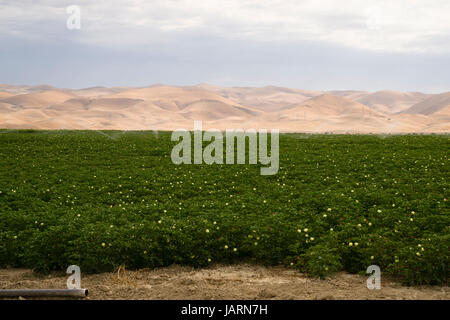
[0,0,449,53]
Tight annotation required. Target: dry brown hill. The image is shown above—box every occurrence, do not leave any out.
[0,84,448,133]
[355,91,429,114]
[0,90,76,108]
[401,92,450,115]
[279,94,386,120]
[195,84,322,112]
[0,91,15,99]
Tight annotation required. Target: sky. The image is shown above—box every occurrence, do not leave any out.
[0,0,449,92]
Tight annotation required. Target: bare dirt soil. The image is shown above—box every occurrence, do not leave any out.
[1,264,448,300]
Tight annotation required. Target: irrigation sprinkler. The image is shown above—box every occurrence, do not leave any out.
[0,288,88,298]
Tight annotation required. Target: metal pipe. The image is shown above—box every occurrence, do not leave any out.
[0,289,88,298]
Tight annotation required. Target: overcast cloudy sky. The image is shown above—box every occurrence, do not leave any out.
[0,0,449,92]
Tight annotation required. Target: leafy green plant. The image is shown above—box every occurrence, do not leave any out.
[0,131,448,285]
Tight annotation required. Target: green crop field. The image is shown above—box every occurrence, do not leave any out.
[0,130,448,285]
